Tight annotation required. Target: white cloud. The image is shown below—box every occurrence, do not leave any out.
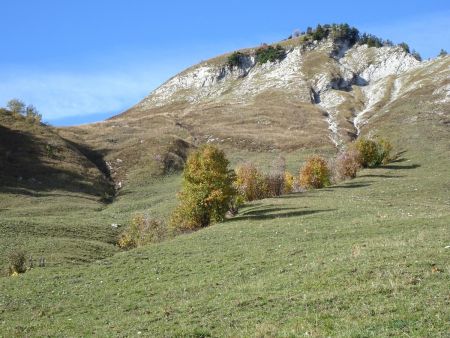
[0,68,160,121]
[0,47,201,125]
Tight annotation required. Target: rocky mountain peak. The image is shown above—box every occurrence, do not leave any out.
[128,34,433,147]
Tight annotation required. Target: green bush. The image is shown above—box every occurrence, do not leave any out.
[353,137,393,168]
[227,51,247,68]
[360,33,384,48]
[118,214,166,249]
[377,138,393,164]
[329,23,359,44]
[311,24,328,41]
[170,145,236,231]
[299,155,331,189]
[353,138,380,167]
[398,42,410,54]
[411,50,422,61]
[255,45,286,64]
[301,23,361,44]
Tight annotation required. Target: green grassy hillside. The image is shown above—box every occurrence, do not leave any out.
[0,113,117,268]
[0,38,449,336]
[1,99,449,336]
[1,146,449,336]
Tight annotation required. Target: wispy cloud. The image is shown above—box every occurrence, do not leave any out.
[0,47,209,125]
[0,68,161,123]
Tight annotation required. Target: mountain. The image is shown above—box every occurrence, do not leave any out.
[1,26,449,336]
[59,32,450,189]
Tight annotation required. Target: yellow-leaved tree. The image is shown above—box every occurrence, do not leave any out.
[170,145,236,231]
[299,155,331,189]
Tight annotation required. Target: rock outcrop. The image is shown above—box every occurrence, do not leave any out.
[128,37,447,147]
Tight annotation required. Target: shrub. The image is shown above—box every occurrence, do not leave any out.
[299,155,331,189]
[234,162,267,201]
[25,105,42,123]
[311,24,328,41]
[330,23,359,44]
[334,148,362,180]
[227,51,247,68]
[283,171,295,193]
[6,99,25,116]
[235,159,292,200]
[353,137,392,167]
[265,156,287,197]
[170,145,236,231]
[302,23,360,44]
[3,99,42,123]
[228,194,244,216]
[360,33,384,48]
[438,49,448,57]
[377,138,393,164]
[353,138,381,168]
[411,50,422,61]
[8,249,27,275]
[118,214,166,249]
[255,45,286,64]
[264,172,284,197]
[398,42,410,54]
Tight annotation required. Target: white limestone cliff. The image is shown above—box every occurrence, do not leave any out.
[133,38,448,147]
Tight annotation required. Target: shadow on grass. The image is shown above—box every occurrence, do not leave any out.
[278,192,317,199]
[229,207,335,222]
[324,182,373,190]
[0,125,113,199]
[358,174,404,178]
[0,186,101,201]
[381,164,421,170]
[241,207,298,216]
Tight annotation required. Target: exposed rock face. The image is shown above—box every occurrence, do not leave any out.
[128,37,450,149]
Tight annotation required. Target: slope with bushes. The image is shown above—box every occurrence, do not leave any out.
[0,24,449,336]
[1,134,448,335]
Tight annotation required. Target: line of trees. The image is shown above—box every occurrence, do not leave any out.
[287,23,423,60]
[118,138,394,249]
[227,23,428,69]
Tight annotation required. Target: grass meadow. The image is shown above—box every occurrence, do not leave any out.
[1,145,449,337]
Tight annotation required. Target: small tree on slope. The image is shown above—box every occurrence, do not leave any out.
[170,145,236,231]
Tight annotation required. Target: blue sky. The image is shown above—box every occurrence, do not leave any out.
[0,0,449,126]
